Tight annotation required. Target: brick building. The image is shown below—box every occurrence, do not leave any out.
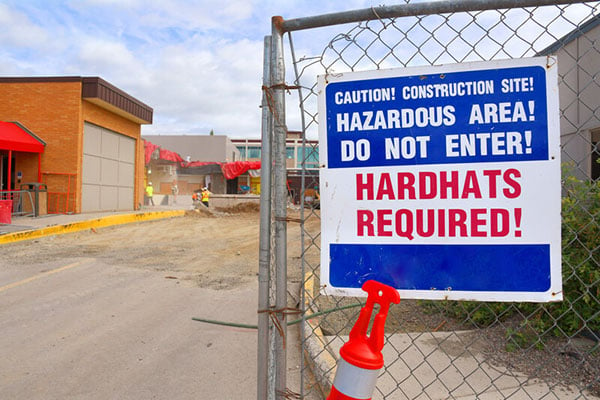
[232,132,320,204]
[143,134,241,195]
[0,77,153,213]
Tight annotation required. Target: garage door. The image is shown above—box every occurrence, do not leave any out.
[81,123,135,212]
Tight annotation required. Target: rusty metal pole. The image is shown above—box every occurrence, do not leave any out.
[271,16,288,399]
[258,34,273,400]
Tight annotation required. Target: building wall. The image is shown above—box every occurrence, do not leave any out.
[0,81,146,212]
[143,135,240,163]
[556,24,600,179]
[210,173,226,193]
[82,100,143,210]
[225,139,240,162]
[233,138,319,169]
[233,137,320,203]
[173,174,205,194]
[146,161,177,194]
[13,152,38,188]
[0,81,82,187]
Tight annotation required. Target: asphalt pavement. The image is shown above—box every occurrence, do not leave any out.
[0,201,316,400]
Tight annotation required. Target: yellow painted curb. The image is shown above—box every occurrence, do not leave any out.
[0,210,186,245]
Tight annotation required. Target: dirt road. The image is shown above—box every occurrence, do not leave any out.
[2,209,264,290]
[0,208,314,399]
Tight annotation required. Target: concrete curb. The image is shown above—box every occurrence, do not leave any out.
[0,210,186,245]
[302,272,337,395]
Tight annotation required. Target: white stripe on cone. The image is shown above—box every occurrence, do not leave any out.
[331,359,380,399]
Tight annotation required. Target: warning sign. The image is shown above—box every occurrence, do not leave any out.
[318,57,562,302]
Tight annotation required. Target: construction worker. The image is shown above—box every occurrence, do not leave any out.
[145,182,155,206]
[200,187,211,208]
[171,180,179,204]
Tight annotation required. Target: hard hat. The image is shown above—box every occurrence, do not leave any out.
[149,182,152,185]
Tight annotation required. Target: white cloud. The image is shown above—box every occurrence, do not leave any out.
[76,38,143,75]
[1,0,598,140]
[140,37,264,136]
[2,0,400,138]
[0,4,48,47]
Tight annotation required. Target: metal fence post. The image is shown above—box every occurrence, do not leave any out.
[258,35,273,400]
[271,16,288,399]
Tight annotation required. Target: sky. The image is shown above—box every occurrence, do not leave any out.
[0,0,388,138]
[1,1,597,139]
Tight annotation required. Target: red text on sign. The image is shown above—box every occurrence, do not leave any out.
[356,169,521,201]
[357,208,523,240]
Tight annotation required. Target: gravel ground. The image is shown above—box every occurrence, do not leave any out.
[311,290,599,397]
[1,206,264,291]
[479,320,599,396]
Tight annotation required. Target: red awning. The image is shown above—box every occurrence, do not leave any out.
[0,121,45,153]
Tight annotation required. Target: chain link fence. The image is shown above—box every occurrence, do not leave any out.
[260,1,599,398]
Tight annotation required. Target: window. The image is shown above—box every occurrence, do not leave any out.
[286,147,295,159]
[237,146,246,159]
[247,146,261,159]
[297,146,319,169]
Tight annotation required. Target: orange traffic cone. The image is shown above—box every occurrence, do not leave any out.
[327,280,400,400]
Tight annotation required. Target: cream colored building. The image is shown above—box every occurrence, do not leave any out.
[539,14,600,180]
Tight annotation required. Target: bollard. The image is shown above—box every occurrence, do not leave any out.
[327,280,400,400]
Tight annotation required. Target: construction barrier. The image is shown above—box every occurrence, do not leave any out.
[0,200,11,224]
[327,280,400,400]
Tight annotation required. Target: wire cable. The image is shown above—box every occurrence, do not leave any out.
[192,303,362,330]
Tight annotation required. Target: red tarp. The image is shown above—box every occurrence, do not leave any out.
[221,161,261,180]
[159,148,184,163]
[0,121,45,153]
[182,161,216,168]
[144,140,160,164]
[144,140,260,180]
[183,160,261,180]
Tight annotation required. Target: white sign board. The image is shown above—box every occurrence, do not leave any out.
[318,57,562,302]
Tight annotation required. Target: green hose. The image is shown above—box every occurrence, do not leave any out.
[192,303,362,329]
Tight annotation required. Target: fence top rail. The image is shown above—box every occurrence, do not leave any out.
[276,0,588,32]
[42,172,77,176]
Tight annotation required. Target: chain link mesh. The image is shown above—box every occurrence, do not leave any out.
[277,2,600,399]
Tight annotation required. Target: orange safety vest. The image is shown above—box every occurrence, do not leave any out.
[201,190,210,202]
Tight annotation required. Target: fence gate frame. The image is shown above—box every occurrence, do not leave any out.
[259,1,600,398]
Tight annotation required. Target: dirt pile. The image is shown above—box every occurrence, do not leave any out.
[185,207,214,217]
[215,202,260,213]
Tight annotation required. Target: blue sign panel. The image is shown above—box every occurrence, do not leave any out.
[325,66,548,169]
[329,243,550,292]
[318,57,562,302]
